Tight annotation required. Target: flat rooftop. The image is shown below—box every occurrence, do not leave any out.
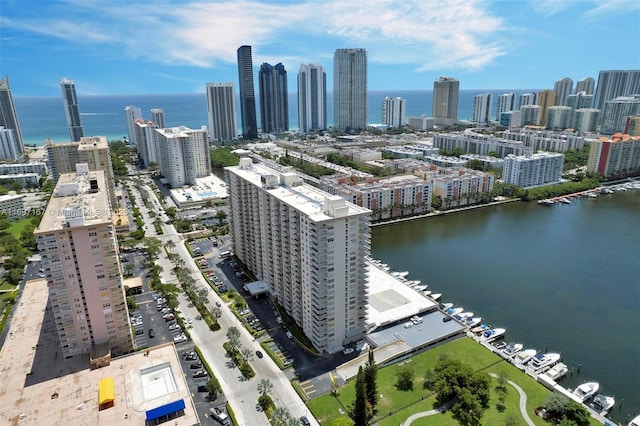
[227,161,370,221]
[366,260,437,328]
[170,173,229,205]
[0,280,198,426]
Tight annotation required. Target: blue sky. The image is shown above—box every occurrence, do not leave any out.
[1,0,639,96]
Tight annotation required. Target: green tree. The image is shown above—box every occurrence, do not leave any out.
[165,239,176,252]
[434,358,490,425]
[165,206,177,219]
[363,349,378,410]
[205,376,222,398]
[215,209,227,225]
[423,368,436,390]
[395,367,414,391]
[349,366,371,426]
[257,378,273,397]
[20,223,37,249]
[226,326,241,353]
[126,296,137,310]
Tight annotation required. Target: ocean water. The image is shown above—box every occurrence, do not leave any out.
[14,89,540,146]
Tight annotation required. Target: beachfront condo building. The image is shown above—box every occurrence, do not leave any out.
[0,76,24,155]
[334,48,367,131]
[124,105,142,145]
[60,78,85,142]
[297,63,327,133]
[518,92,537,109]
[154,126,211,188]
[587,134,640,178]
[553,77,573,106]
[237,46,258,140]
[520,105,541,126]
[573,108,601,133]
[206,82,238,142]
[496,93,515,120]
[150,108,165,128]
[472,93,492,124]
[134,119,159,167]
[593,70,640,112]
[546,106,572,130]
[502,152,564,188]
[600,95,640,136]
[575,77,595,95]
[35,165,134,358]
[433,77,459,127]
[45,136,117,209]
[225,158,371,353]
[0,126,21,161]
[382,97,407,128]
[259,63,289,134]
[537,89,556,126]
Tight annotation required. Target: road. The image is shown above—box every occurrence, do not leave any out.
[126,176,317,425]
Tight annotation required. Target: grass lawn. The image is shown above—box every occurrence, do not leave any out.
[0,280,18,291]
[308,337,602,426]
[6,218,31,239]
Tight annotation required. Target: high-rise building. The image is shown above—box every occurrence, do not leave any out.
[237,46,258,139]
[502,152,564,187]
[575,77,595,95]
[60,78,84,142]
[150,108,165,129]
[259,63,289,134]
[45,136,117,209]
[625,115,640,136]
[472,93,492,124]
[225,158,371,353]
[134,119,158,167]
[496,93,515,119]
[586,134,640,178]
[574,109,600,133]
[206,82,238,142]
[124,105,142,145]
[553,77,573,106]
[432,77,459,127]
[0,127,21,160]
[518,92,537,109]
[154,126,211,188]
[0,76,24,155]
[546,106,572,130]
[35,165,134,358]
[500,110,521,128]
[520,105,541,126]
[333,48,367,131]
[593,70,640,111]
[537,89,556,125]
[600,95,640,135]
[382,97,407,127]
[566,92,594,129]
[297,63,327,133]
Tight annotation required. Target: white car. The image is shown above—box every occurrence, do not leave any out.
[187,317,193,324]
[168,323,180,331]
[343,348,355,355]
[173,334,187,343]
[285,331,293,339]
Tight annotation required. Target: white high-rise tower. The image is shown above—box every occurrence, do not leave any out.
[382,97,407,127]
[297,63,327,133]
[472,93,492,124]
[124,105,142,145]
[333,48,367,131]
[206,82,238,142]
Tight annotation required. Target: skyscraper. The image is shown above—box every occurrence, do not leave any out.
[237,46,258,139]
[600,95,640,135]
[520,105,541,126]
[0,127,21,160]
[154,126,211,188]
[259,63,289,134]
[333,48,367,131]
[206,82,238,142]
[553,77,573,106]
[225,158,370,353]
[593,70,640,111]
[0,76,24,155]
[518,93,537,109]
[60,78,84,142]
[35,165,134,358]
[537,89,556,126]
[382,97,407,127]
[546,106,572,130]
[472,93,492,124]
[297,63,326,133]
[134,119,158,167]
[124,105,142,145]
[150,108,165,128]
[496,93,515,119]
[432,76,459,127]
[575,77,595,95]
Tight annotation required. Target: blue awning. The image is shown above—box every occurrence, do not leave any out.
[145,399,186,421]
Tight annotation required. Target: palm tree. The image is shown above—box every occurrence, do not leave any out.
[257,378,273,397]
[165,240,176,253]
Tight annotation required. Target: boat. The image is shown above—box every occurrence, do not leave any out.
[531,352,561,371]
[392,271,409,278]
[455,312,473,321]
[515,349,537,365]
[442,302,453,310]
[591,394,615,414]
[544,362,568,380]
[585,192,598,198]
[572,382,599,402]
[558,197,571,204]
[483,328,506,342]
[502,342,523,357]
[471,322,490,334]
[628,414,640,426]
[447,307,464,316]
[466,317,482,328]
[422,290,432,296]
[430,293,442,301]
[415,285,428,292]
[538,199,555,205]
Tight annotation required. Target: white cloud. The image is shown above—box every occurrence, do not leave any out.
[530,0,572,16]
[3,0,508,74]
[582,0,640,21]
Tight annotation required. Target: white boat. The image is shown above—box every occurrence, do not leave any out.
[455,311,473,320]
[515,349,537,365]
[502,342,523,357]
[483,328,506,342]
[585,192,598,198]
[544,362,568,380]
[422,290,432,296]
[466,317,482,327]
[448,307,464,316]
[558,197,571,204]
[415,285,428,292]
[538,199,555,205]
[531,352,561,371]
[572,382,599,402]
[471,322,490,334]
[592,394,615,414]
[430,293,442,301]
[442,302,454,310]
[628,414,640,426]
[392,271,409,278]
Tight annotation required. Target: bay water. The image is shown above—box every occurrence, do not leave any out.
[372,192,640,424]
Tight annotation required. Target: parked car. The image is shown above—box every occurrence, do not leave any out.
[285,331,293,339]
[168,323,180,331]
[148,329,155,338]
[192,370,207,378]
[343,348,354,355]
[300,417,311,426]
[189,362,203,369]
[135,329,144,335]
[173,334,187,343]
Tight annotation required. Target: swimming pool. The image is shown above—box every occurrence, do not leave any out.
[198,191,218,198]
